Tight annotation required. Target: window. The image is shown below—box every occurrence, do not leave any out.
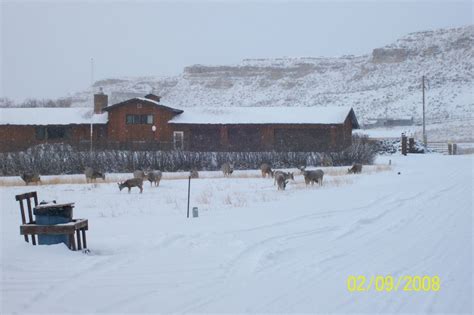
[146,115,153,124]
[173,131,184,150]
[274,128,330,152]
[36,127,46,140]
[189,128,220,151]
[228,127,262,151]
[35,126,70,140]
[126,114,154,125]
[47,126,68,139]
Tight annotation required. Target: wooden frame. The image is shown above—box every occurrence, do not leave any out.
[15,192,89,251]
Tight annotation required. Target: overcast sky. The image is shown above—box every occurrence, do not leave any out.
[1,0,472,101]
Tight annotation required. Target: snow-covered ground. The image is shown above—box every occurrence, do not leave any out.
[0,154,472,314]
[355,126,420,139]
[355,117,474,142]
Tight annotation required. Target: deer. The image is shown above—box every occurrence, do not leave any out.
[275,173,289,190]
[298,166,307,175]
[221,162,234,177]
[348,163,363,174]
[260,163,274,178]
[84,166,105,183]
[20,172,41,185]
[133,170,147,180]
[321,156,333,167]
[190,169,199,179]
[273,171,294,185]
[303,169,324,186]
[118,178,143,193]
[147,170,162,186]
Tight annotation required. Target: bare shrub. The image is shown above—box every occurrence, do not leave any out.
[223,194,233,205]
[196,190,213,205]
[0,137,377,176]
[327,177,354,187]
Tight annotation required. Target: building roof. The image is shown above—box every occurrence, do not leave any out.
[0,107,108,125]
[0,104,360,128]
[170,106,359,127]
[102,97,183,114]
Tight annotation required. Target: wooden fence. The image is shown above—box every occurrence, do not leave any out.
[428,142,474,155]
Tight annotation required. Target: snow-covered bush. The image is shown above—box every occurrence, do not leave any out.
[0,137,377,176]
[373,138,431,154]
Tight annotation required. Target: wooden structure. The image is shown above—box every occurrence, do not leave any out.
[102,97,183,144]
[15,192,88,251]
[0,107,107,152]
[168,107,358,152]
[401,134,408,155]
[0,93,360,153]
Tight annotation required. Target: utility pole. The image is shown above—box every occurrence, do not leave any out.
[90,58,94,86]
[422,75,427,146]
[90,121,93,154]
[90,57,95,155]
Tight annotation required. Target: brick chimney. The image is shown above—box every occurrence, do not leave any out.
[144,93,161,103]
[94,87,108,114]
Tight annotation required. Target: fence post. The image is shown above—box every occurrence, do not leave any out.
[448,143,453,155]
[187,176,191,218]
[408,138,415,153]
[401,134,407,156]
[453,143,457,155]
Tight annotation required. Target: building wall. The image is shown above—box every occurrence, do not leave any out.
[170,123,352,152]
[0,124,107,152]
[106,102,179,144]
[0,105,355,153]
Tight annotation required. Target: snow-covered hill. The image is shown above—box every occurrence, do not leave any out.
[68,25,473,128]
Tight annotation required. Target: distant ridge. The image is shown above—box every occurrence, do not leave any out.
[53,25,474,126]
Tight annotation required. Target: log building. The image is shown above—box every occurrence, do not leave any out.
[0,92,359,152]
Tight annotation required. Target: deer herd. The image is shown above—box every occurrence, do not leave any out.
[19,162,363,193]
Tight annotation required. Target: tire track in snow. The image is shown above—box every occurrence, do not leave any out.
[225,192,395,235]
[19,234,186,313]
[175,226,340,313]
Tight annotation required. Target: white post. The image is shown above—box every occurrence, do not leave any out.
[422,76,427,146]
[90,57,95,155]
[90,121,93,154]
[90,58,94,86]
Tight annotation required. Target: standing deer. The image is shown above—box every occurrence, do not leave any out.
[275,173,289,190]
[260,163,274,178]
[147,170,162,186]
[348,163,363,174]
[298,166,307,175]
[118,178,143,193]
[303,169,324,186]
[190,169,199,179]
[273,171,294,185]
[84,167,105,183]
[221,162,234,177]
[133,170,147,180]
[20,172,41,185]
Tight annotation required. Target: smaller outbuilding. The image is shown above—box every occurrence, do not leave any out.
[0,107,107,152]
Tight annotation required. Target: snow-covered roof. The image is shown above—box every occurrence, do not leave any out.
[103,97,183,114]
[0,108,108,125]
[170,106,358,126]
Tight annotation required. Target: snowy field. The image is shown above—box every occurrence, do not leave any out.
[0,154,472,314]
[355,118,474,142]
